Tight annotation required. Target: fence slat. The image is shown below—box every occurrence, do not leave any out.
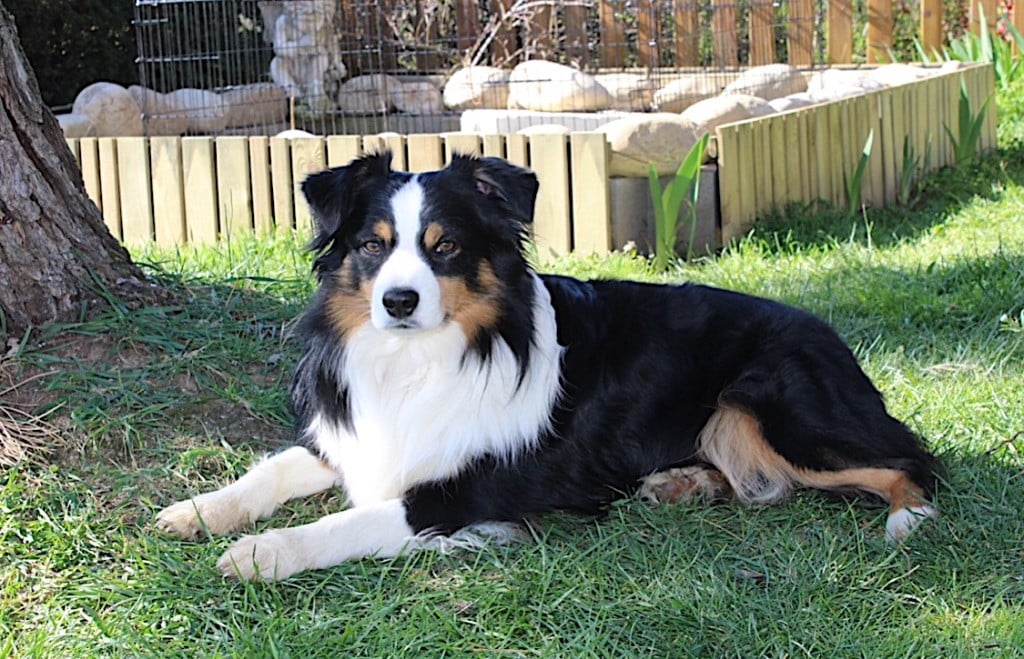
[528,134,572,256]
[290,137,326,235]
[326,135,363,167]
[248,137,274,234]
[78,137,102,212]
[769,118,787,210]
[920,0,943,56]
[599,0,627,67]
[182,137,218,244]
[564,4,588,66]
[481,134,506,158]
[444,133,482,160]
[749,0,776,66]
[269,137,294,235]
[711,0,739,66]
[879,91,898,206]
[215,137,253,239]
[797,109,814,202]
[569,133,611,254]
[66,138,80,166]
[784,112,805,203]
[117,137,154,244]
[406,134,445,171]
[755,120,774,214]
[735,123,758,241]
[716,125,741,242]
[789,0,815,66]
[828,0,854,63]
[150,137,186,246]
[505,134,529,168]
[674,0,700,66]
[637,0,661,67]
[97,138,122,240]
[867,0,893,63]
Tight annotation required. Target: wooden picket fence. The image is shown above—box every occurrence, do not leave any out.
[714,62,996,243]
[65,132,612,256]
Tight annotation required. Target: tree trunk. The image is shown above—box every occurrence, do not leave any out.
[0,2,150,342]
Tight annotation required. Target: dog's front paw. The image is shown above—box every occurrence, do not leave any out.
[217,530,306,581]
[156,492,249,539]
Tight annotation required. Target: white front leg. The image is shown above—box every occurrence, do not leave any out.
[156,446,343,538]
[216,499,416,581]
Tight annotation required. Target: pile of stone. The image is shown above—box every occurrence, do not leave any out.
[56,81,290,138]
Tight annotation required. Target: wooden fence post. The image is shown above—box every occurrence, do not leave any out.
[867,0,893,63]
[920,0,943,57]
[828,0,854,63]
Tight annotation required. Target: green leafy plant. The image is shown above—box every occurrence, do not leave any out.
[844,129,874,218]
[897,133,933,207]
[647,132,710,270]
[945,79,991,167]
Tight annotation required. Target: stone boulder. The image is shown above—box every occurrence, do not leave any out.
[598,113,705,177]
[221,83,288,128]
[596,73,658,111]
[516,124,571,135]
[56,113,96,138]
[129,85,191,135]
[865,63,932,87]
[722,64,807,101]
[72,82,143,137]
[652,72,733,112]
[807,69,884,94]
[768,92,817,113]
[394,80,444,115]
[164,88,228,133]
[807,84,876,104]
[679,94,775,132]
[443,66,510,110]
[337,74,403,114]
[507,60,612,112]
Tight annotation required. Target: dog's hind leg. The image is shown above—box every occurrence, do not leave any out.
[156,446,343,539]
[639,465,734,505]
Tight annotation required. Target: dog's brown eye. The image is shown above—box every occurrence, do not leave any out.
[435,239,457,255]
[361,240,383,256]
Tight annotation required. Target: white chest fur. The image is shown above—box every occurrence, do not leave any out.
[307,275,562,507]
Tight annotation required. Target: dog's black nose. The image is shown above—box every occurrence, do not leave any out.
[382,288,419,319]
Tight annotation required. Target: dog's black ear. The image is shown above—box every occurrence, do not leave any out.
[449,154,539,226]
[302,150,393,252]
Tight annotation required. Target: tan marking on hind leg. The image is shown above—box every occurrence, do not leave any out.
[640,466,734,505]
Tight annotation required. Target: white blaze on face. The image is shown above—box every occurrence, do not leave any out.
[370,177,444,331]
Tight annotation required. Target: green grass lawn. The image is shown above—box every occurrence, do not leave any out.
[3,85,1024,657]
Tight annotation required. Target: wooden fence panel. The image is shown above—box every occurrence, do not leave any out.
[769,117,787,209]
[247,137,273,235]
[490,0,516,64]
[828,0,854,63]
[215,137,253,239]
[920,0,943,56]
[182,137,218,244]
[97,138,122,240]
[970,0,998,34]
[789,0,815,66]
[564,4,588,65]
[290,137,326,234]
[150,137,187,246]
[525,3,554,58]
[674,0,700,66]
[867,0,893,63]
[269,137,294,235]
[749,0,776,65]
[878,90,898,206]
[326,135,363,167]
[406,134,445,171]
[599,0,626,67]
[482,134,506,158]
[569,133,611,254]
[505,134,529,168]
[117,137,154,244]
[711,0,740,66]
[66,138,80,167]
[637,0,661,67]
[444,133,482,161]
[78,137,102,212]
[528,134,572,256]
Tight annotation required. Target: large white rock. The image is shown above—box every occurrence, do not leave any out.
[221,83,288,128]
[598,113,705,177]
[128,85,190,135]
[507,60,613,112]
[865,63,933,87]
[679,94,775,132]
[163,88,228,133]
[443,66,510,110]
[56,113,96,138]
[394,80,444,115]
[653,73,733,112]
[722,64,807,101]
[596,73,658,111]
[807,68,883,94]
[337,74,404,114]
[768,93,817,113]
[72,82,143,137]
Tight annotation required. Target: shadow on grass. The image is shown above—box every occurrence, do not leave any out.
[752,141,1024,254]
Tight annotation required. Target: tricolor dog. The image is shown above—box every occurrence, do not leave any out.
[157,152,937,581]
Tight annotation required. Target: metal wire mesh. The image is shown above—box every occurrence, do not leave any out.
[133,0,829,136]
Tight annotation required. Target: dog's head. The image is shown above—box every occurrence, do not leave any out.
[301,151,539,345]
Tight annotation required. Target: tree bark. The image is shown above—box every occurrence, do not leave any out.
[0,2,150,342]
